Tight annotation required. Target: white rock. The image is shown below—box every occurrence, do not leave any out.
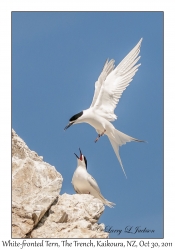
[12,129,109,238]
[12,129,63,238]
[31,194,108,238]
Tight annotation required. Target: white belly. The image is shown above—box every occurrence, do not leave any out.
[72,168,91,194]
[82,109,115,134]
[72,167,105,204]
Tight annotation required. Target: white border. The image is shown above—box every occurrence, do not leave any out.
[0,1,174,248]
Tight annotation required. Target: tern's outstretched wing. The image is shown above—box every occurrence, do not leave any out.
[90,59,115,108]
[93,38,142,121]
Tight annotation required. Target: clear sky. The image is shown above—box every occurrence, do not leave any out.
[12,12,163,238]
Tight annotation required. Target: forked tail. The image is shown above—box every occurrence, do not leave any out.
[97,191,115,208]
[108,129,145,178]
[104,199,116,208]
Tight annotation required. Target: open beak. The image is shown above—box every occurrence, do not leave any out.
[74,148,83,160]
[74,153,79,159]
[79,148,82,161]
[64,122,74,130]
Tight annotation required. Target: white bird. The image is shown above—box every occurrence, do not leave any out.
[65,38,145,178]
[72,148,115,208]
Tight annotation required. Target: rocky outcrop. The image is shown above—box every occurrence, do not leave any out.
[12,129,108,238]
[31,194,108,238]
[12,129,63,238]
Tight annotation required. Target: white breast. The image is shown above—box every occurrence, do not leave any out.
[72,167,90,194]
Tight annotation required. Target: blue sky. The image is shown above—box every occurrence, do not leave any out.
[12,12,163,238]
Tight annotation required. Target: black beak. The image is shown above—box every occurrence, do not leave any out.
[74,153,79,159]
[74,148,82,160]
[79,148,83,160]
[64,122,74,130]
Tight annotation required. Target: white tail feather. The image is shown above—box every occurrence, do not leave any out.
[95,190,115,208]
[105,200,116,208]
[97,192,115,208]
[108,129,144,178]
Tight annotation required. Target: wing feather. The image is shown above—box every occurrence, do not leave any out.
[87,174,101,193]
[93,38,143,121]
[90,59,115,107]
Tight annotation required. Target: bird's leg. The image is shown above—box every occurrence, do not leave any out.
[101,129,106,136]
[94,134,101,143]
[94,129,106,143]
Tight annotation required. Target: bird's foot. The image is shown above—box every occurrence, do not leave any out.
[95,136,100,143]
[101,129,106,136]
[94,130,106,143]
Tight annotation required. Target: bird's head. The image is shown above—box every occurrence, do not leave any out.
[74,148,87,169]
[64,111,83,130]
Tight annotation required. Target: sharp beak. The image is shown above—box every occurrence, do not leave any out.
[79,148,82,161]
[64,122,74,130]
[74,148,83,160]
[74,153,79,159]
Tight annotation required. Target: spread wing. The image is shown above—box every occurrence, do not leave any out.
[92,38,143,121]
[90,59,115,108]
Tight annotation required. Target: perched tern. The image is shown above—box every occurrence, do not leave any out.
[72,148,115,208]
[65,39,144,178]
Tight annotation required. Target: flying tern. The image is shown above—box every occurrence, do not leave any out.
[72,148,115,208]
[65,38,144,178]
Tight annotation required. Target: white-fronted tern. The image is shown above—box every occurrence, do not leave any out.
[65,39,145,178]
[72,148,115,208]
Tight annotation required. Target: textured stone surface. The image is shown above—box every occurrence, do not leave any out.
[12,129,63,238]
[12,129,109,238]
[31,193,108,238]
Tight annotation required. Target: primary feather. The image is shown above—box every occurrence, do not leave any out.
[92,38,142,121]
